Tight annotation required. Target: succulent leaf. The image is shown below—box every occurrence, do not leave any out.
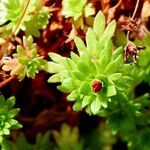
[93,11,105,37]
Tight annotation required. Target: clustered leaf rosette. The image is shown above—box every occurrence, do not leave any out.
[0,95,22,144]
[0,0,50,37]
[107,92,150,134]
[52,124,83,150]
[46,11,133,115]
[2,36,47,80]
[2,124,82,150]
[123,95,150,150]
[62,0,95,21]
[1,131,55,150]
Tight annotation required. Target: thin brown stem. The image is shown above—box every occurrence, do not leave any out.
[131,0,140,20]
[7,0,31,39]
[0,76,15,88]
[126,0,140,41]
[13,0,30,35]
[126,30,130,42]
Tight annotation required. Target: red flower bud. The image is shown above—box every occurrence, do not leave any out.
[91,80,103,93]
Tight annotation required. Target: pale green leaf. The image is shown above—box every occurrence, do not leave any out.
[112,46,123,60]
[43,62,64,73]
[74,36,87,56]
[100,20,116,44]
[72,71,85,80]
[70,52,80,63]
[86,28,98,55]
[78,61,90,75]
[73,101,82,111]
[82,96,91,108]
[107,84,116,97]
[98,54,109,73]
[93,11,105,38]
[90,97,101,115]
[109,73,122,81]
[78,81,91,95]
[6,96,15,109]
[105,55,123,74]
[102,39,113,61]
[84,3,95,17]
[48,52,64,64]
[61,78,76,91]
[48,74,61,83]
[97,94,108,109]
[67,90,79,101]
[62,0,87,20]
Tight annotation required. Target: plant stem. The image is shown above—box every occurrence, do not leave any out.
[126,0,140,41]
[0,76,15,88]
[131,0,140,20]
[13,0,30,35]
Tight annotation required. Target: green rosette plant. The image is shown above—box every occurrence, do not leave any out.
[13,36,47,80]
[0,95,22,144]
[107,93,150,134]
[0,0,50,37]
[124,102,150,150]
[1,131,55,150]
[61,0,95,29]
[2,131,56,150]
[52,123,83,150]
[46,11,134,115]
[62,0,94,21]
[2,36,47,80]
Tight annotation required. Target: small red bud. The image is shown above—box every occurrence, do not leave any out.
[91,80,103,93]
